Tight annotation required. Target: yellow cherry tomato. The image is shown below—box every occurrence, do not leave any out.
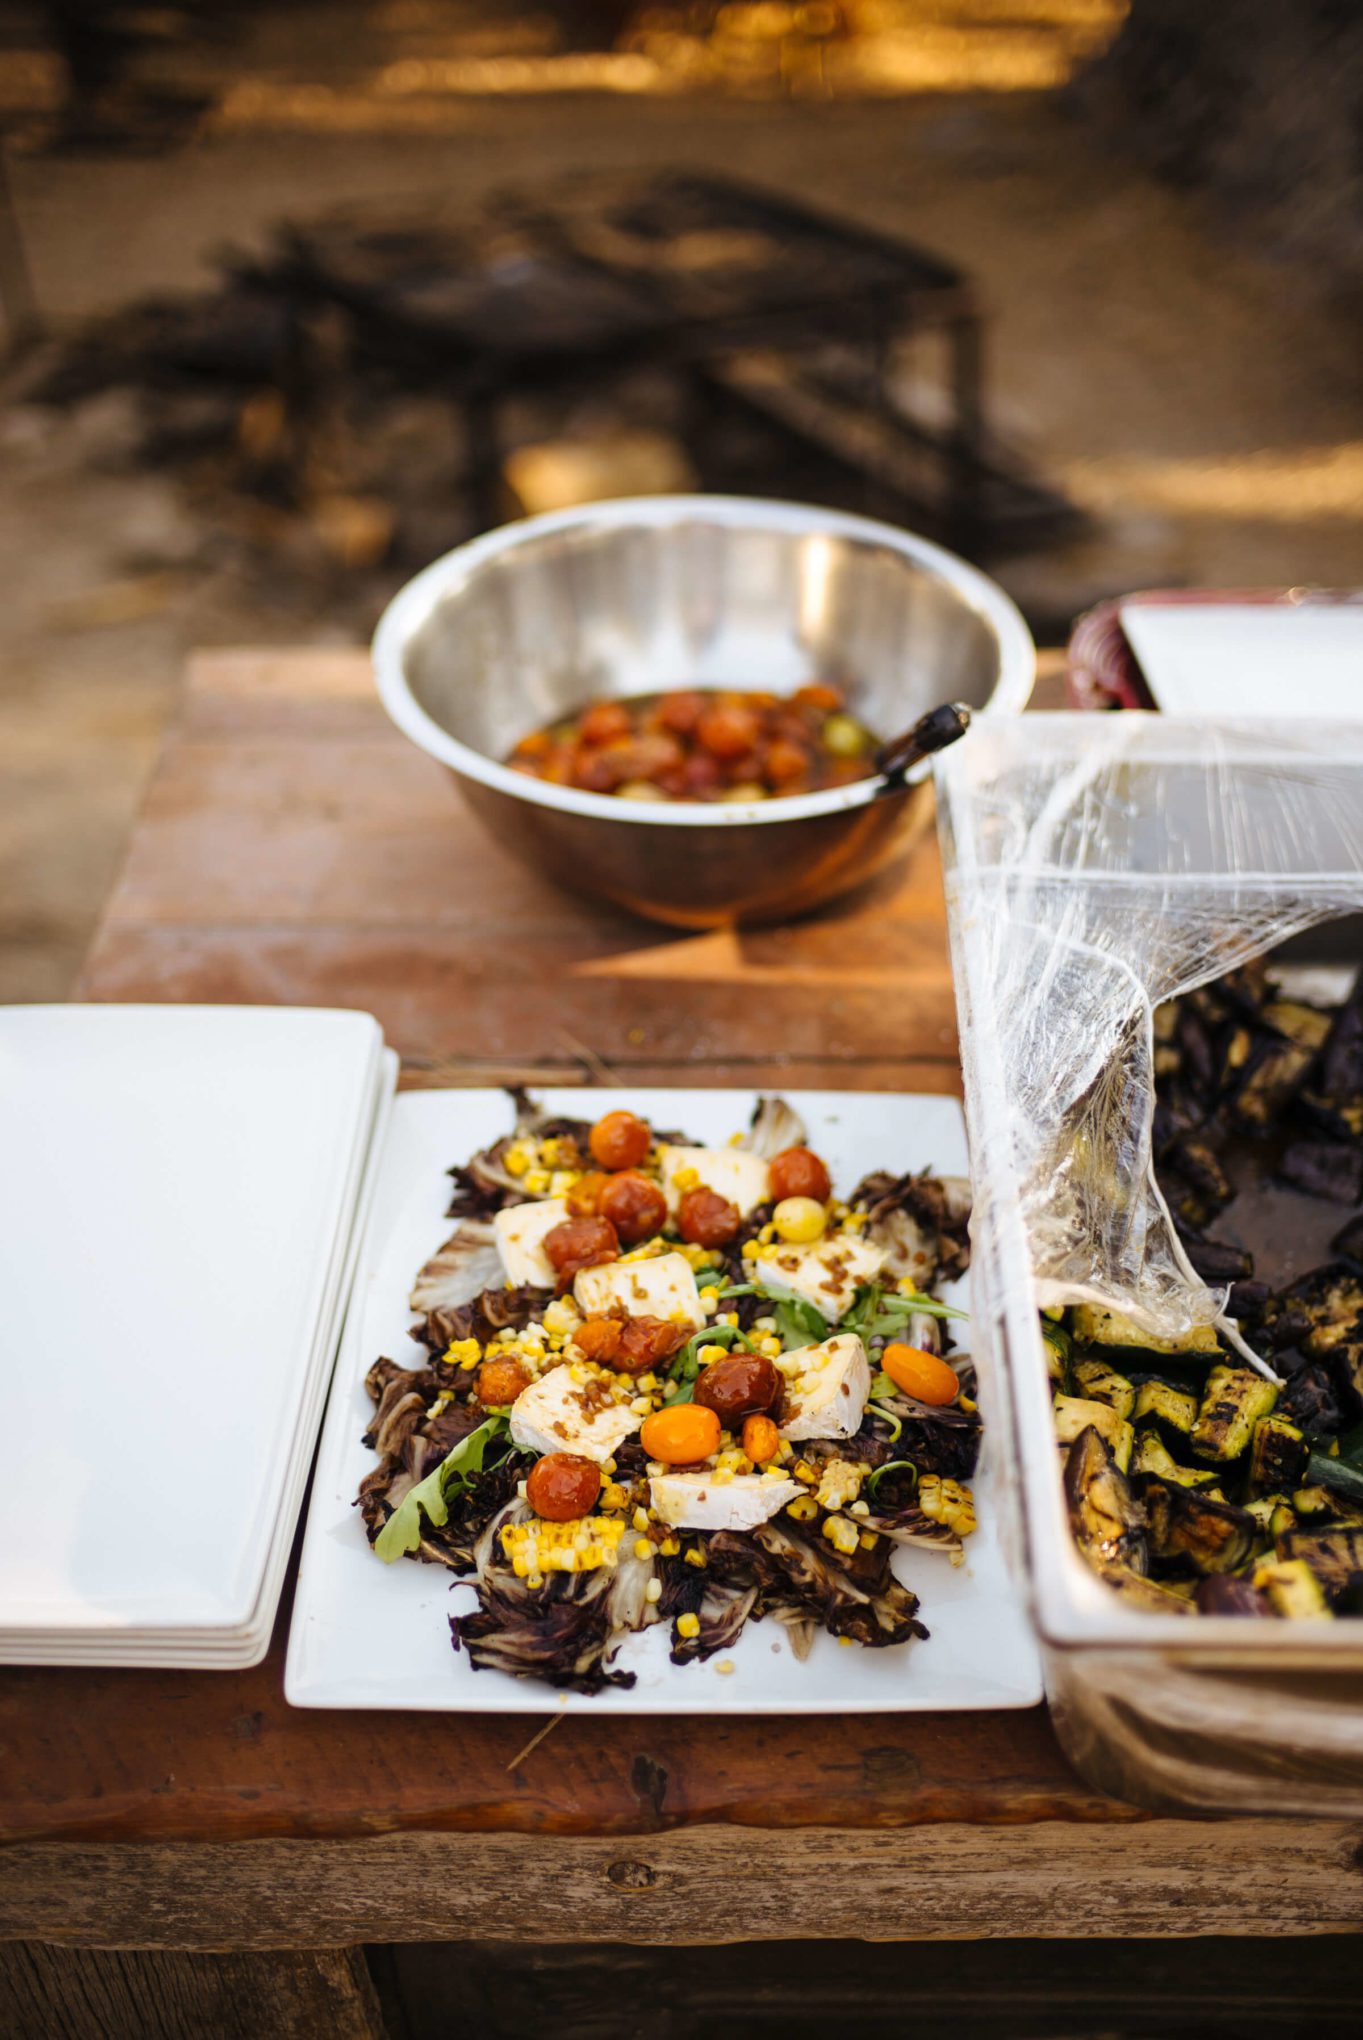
[881,1342,960,1407]
[772,1195,827,1244]
[741,1413,781,1465]
[640,1403,722,1466]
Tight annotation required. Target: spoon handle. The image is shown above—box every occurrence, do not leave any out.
[874,701,972,788]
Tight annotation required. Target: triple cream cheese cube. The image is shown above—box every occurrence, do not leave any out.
[509,1363,640,1462]
[493,1197,570,1288]
[780,1332,872,1441]
[649,1471,803,1532]
[574,1251,703,1328]
[752,1234,884,1324]
[657,1144,770,1218]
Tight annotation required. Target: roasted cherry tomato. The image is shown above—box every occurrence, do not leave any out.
[640,1403,722,1466]
[656,689,705,735]
[762,736,811,788]
[768,1145,832,1204]
[617,1314,689,1373]
[881,1342,960,1406]
[543,1214,619,1291]
[589,1110,652,1171]
[599,1170,668,1245]
[678,1185,741,1248]
[696,702,760,759]
[475,1355,531,1406]
[526,1452,602,1521]
[573,1316,624,1363]
[577,700,632,747]
[794,682,844,714]
[694,1351,780,1425]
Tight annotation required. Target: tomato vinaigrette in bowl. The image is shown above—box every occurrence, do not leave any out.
[506,683,879,803]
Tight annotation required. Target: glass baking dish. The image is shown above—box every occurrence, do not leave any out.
[935,714,1363,1813]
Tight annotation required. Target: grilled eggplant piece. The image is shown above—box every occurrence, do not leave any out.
[1054,1395,1134,1471]
[1093,1561,1193,1613]
[1333,1214,1363,1266]
[1247,1415,1308,1499]
[1291,1485,1363,1526]
[1131,1429,1222,1489]
[1196,1574,1271,1616]
[1064,1425,1146,1571]
[1176,1233,1254,1285]
[1191,1365,1278,1462]
[1277,1526,1363,1604]
[1131,1378,1198,1445]
[1279,1360,1348,1435]
[1072,1359,1135,1419]
[1254,1558,1332,1619]
[1139,1476,1258,1575]
[1279,1140,1363,1207]
[1069,1303,1222,1361]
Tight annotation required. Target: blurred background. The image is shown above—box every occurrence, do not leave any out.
[1,0,1361,1001]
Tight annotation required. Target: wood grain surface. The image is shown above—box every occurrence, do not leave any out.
[9,646,1350,1955]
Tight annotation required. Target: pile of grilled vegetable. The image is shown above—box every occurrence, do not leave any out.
[1051,960,1363,1619]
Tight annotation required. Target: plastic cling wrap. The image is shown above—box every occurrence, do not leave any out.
[936,716,1363,1348]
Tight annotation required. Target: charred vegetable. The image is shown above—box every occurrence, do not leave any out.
[1137,1476,1258,1576]
[1190,1366,1278,1464]
[1064,1425,1146,1572]
[1054,1395,1133,1471]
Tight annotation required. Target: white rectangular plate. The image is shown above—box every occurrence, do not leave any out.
[1120,601,1363,717]
[287,1089,1042,1713]
[0,1004,382,1639]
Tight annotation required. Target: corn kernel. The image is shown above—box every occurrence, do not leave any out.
[786,1494,818,1522]
[685,1546,707,1567]
[792,1459,817,1485]
[676,1611,700,1639]
[741,1239,761,1262]
[699,1286,720,1308]
[634,1538,653,1561]
[602,1483,628,1511]
[632,1507,650,1532]
[645,1578,663,1604]
[714,1659,736,1675]
[674,1166,701,1191]
[850,1499,870,1518]
[660,1535,680,1555]
[858,1530,879,1550]
[720,1311,739,1328]
[699,1343,726,1365]
[444,1337,482,1371]
[823,1514,860,1555]
[503,1145,530,1178]
[524,1168,551,1195]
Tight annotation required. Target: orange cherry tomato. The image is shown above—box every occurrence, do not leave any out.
[589,1109,652,1171]
[578,700,632,746]
[542,1215,618,1291]
[696,703,760,760]
[573,1316,624,1364]
[881,1342,960,1406]
[640,1403,722,1466]
[741,1413,781,1465]
[475,1355,531,1406]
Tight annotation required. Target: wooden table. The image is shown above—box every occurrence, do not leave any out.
[3,651,1361,2034]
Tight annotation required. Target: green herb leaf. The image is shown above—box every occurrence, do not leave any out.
[869,1369,896,1401]
[374,1412,510,1563]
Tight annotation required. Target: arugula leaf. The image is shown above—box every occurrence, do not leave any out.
[773,1296,828,1349]
[374,1413,510,1563]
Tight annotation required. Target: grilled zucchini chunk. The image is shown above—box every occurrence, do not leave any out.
[1131,1378,1198,1446]
[1190,1366,1279,1463]
[1244,1496,1296,1541]
[1069,1304,1222,1361]
[1139,1476,1258,1575]
[1253,1558,1333,1619]
[1291,1485,1363,1527]
[1041,1316,1072,1391]
[1277,1526,1363,1605]
[1054,1395,1133,1472]
[1064,1425,1146,1571]
[1246,1415,1308,1500]
[1072,1359,1135,1420]
[1131,1429,1221,1490]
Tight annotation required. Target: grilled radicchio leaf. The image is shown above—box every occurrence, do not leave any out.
[741,1095,808,1160]
[409,1221,504,1313]
[852,1170,972,1289]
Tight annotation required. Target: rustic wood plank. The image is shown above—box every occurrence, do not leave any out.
[3,1822,1362,1950]
[0,1942,385,2039]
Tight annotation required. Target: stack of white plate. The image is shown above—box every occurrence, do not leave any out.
[0,1005,396,1668]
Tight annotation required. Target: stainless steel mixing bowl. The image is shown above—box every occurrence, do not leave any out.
[373,496,1035,927]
